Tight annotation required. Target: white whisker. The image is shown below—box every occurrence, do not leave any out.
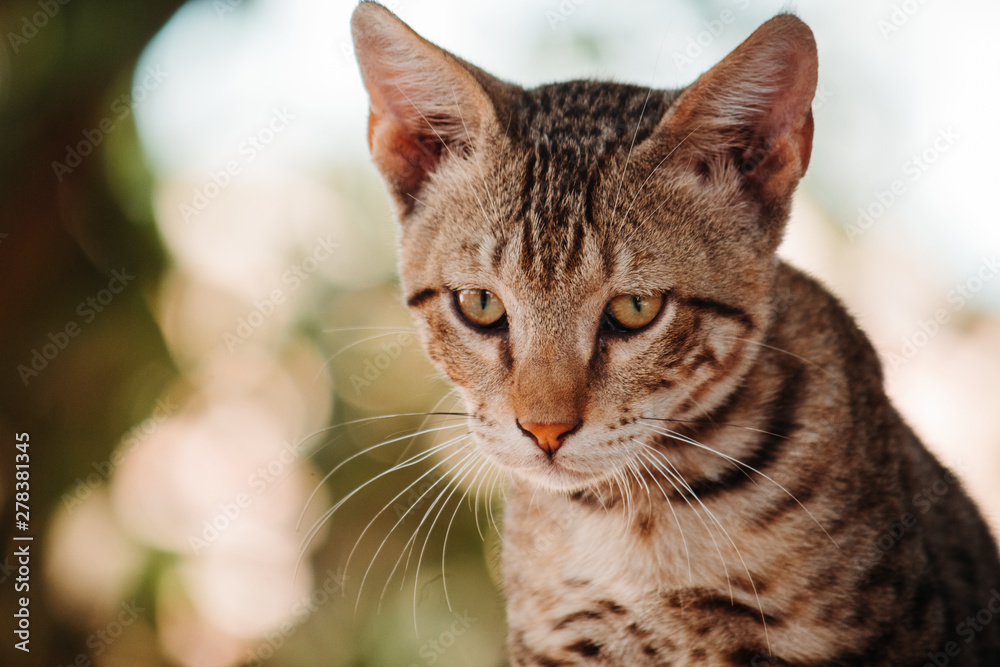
[637,442,771,654]
[632,443,692,583]
[295,435,467,578]
[367,448,479,613]
[722,335,833,380]
[410,452,484,631]
[297,422,467,530]
[314,330,416,380]
[640,422,837,548]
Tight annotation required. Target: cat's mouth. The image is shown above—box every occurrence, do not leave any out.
[471,421,643,492]
[500,452,623,493]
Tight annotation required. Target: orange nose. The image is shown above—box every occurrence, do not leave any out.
[519,421,579,457]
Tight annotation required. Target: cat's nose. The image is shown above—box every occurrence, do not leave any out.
[518,420,580,457]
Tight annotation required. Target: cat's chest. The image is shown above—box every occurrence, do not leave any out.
[502,483,756,595]
[500,486,787,665]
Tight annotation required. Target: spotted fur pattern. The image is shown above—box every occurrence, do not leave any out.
[351,3,1000,664]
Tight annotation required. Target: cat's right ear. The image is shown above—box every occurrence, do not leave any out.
[351,2,504,217]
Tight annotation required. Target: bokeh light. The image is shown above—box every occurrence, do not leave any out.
[2,0,998,665]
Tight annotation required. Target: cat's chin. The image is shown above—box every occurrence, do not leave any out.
[508,464,609,494]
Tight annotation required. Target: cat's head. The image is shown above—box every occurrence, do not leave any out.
[351,2,817,492]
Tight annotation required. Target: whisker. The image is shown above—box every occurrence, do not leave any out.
[314,330,416,381]
[641,415,788,441]
[610,465,634,532]
[450,86,502,222]
[410,453,484,631]
[392,84,499,238]
[407,192,432,210]
[393,389,464,467]
[470,456,493,541]
[486,466,507,535]
[611,32,669,227]
[632,444,692,583]
[722,335,833,380]
[368,445,476,610]
[638,443,771,654]
[634,445,730,592]
[347,442,474,600]
[297,422,468,530]
[441,456,492,611]
[295,435,466,574]
[621,123,704,226]
[299,411,473,461]
[640,422,837,548]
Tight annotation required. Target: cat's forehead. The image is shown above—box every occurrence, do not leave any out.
[440,82,681,290]
[508,80,673,158]
[408,81,727,296]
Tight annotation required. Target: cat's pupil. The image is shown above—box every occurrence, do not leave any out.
[480,290,489,312]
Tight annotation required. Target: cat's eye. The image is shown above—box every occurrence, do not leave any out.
[604,294,664,332]
[455,289,507,329]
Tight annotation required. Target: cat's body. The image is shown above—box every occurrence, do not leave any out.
[350,3,1000,665]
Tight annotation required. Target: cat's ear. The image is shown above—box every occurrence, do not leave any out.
[351,2,505,216]
[652,14,817,233]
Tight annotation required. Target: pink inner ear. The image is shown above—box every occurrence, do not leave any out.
[656,15,818,206]
[743,108,814,204]
[352,4,500,215]
[368,108,443,211]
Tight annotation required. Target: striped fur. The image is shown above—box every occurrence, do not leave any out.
[352,4,1000,665]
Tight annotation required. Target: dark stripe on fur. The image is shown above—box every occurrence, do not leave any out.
[663,589,780,627]
[682,362,805,500]
[566,639,602,656]
[406,288,438,308]
[683,296,754,329]
[518,151,536,273]
[553,610,603,630]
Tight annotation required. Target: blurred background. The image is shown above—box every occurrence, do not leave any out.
[1,0,998,664]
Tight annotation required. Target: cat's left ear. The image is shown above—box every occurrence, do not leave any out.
[649,14,817,237]
[351,2,508,217]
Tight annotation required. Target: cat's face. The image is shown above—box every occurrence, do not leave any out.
[352,3,817,492]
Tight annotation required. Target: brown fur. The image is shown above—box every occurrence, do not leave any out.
[351,3,1000,664]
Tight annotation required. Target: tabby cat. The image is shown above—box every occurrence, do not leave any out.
[350,2,1000,664]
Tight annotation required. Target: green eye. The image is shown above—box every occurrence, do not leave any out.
[605,294,664,331]
[455,289,507,328]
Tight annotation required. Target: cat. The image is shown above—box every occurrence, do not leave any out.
[350,2,1000,664]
